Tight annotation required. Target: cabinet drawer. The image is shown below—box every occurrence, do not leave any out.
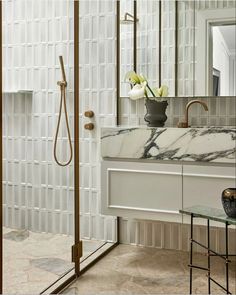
[101,161,182,222]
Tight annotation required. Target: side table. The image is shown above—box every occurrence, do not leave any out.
[180,205,236,294]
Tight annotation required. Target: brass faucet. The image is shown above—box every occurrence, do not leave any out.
[177,100,208,128]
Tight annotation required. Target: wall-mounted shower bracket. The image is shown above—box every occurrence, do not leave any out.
[57,80,67,88]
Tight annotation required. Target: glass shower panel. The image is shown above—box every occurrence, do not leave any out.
[79,0,117,262]
[2,0,75,293]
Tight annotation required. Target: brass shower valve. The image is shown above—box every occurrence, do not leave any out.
[84,110,94,118]
[84,123,94,130]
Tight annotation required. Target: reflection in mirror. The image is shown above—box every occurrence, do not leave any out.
[195,6,236,97]
[137,1,160,89]
[118,0,236,98]
[212,25,236,96]
[120,0,135,97]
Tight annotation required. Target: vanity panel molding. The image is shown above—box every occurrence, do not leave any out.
[101,160,182,223]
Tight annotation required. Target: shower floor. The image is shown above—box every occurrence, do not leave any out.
[3,227,105,294]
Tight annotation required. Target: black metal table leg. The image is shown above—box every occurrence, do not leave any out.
[207,219,211,294]
[190,213,193,294]
[181,206,235,295]
[225,222,229,294]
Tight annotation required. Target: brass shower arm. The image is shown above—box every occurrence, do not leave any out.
[120,12,139,24]
[124,12,134,21]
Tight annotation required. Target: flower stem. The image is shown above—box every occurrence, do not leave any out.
[147,84,156,98]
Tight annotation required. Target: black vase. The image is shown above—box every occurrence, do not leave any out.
[144,100,168,127]
[221,188,236,218]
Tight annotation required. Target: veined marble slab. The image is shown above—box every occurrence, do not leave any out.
[101,126,236,164]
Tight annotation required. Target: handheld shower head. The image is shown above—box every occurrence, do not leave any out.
[54,56,73,167]
[59,55,67,83]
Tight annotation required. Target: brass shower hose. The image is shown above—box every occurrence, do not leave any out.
[53,56,73,166]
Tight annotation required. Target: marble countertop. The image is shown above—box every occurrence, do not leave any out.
[101,126,236,164]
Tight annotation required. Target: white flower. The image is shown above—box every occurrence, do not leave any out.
[128,81,147,100]
[125,71,147,84]
[153,85,169,97]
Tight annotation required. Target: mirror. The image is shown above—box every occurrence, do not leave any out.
[212,25,236,96]
[118,0,236,97]
[195,7,236,96]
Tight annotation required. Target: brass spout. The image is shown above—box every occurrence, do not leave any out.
[178,100,208,128]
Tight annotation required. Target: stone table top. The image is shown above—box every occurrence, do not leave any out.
[180,205,236,225]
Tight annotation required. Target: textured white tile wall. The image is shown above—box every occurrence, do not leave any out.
[2,0,75,235]
[120,95,236,128]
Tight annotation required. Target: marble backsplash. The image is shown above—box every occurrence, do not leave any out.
[119,96,236,127]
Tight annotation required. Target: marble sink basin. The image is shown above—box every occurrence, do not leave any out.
[101,126,236,164]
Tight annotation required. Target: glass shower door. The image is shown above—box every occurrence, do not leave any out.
[78,0,118,266]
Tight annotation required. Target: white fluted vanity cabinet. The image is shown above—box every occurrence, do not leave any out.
[101,126,236,224]
[101,161,182,222]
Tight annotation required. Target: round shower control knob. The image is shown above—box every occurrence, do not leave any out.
[84,123,94,130]
[84,110,94,118]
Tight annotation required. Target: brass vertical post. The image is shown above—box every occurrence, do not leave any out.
[74,0,81,276]
[193,0,196,96]
[159,0,162,87]
[116,0,120,126]
[175,0,178,96]
[133,0,137,72]
[0,1,2,292]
